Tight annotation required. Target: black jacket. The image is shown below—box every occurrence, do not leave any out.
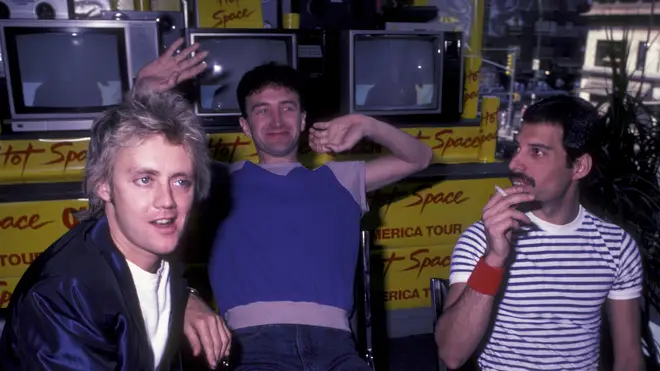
[0,217,187,371]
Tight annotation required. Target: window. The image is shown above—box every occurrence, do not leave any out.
[637,41,648,70]
[595,40,626,67]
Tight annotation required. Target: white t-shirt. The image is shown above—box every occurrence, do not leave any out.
[127,259,172,370]
[449,206,643,371]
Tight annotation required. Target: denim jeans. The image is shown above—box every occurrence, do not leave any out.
[230,324,373,371]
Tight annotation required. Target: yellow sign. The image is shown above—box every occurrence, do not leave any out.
[375,243,454,310]
[207,133,257,163]
[0,127,500,184]
[461,56,482,120]
[0,139,89,184]
[366,177,511,248]
[299,126,498,165]
[478,96,500,162]
[0,276,19,308]
[0,199,88,277]
[196,0,264,28]
[0,180,513,310]
[409,126,496,164]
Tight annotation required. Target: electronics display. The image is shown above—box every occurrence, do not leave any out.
[0,19,160,132]
[187,29,297,124]
[0,19,465,132]
[95,10,185,54]
[0,0,70,20]
[339,30,464,122]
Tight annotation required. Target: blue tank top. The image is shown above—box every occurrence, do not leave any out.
[208,161,365,315]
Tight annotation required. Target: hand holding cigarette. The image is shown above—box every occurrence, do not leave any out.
[494,185,535,220]
[480,185,534,267]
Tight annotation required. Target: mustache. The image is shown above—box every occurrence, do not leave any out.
[509,172,536,187]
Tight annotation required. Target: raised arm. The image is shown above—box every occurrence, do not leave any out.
[435,187,533,368]
[131,38,208,97]
[359,116,433,191]
[308,114,433,192]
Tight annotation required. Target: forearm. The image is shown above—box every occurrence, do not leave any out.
[614,358,644,371]
[435,288,496,368]
[607,296,644,371]
[361,116,433,167]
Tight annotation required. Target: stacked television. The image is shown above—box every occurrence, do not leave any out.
[0,19,161,133]
[186,28,465,128]
[0,24,464,133]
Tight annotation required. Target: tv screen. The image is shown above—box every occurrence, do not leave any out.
[3,28,130,114]
[353,35,440,112]
[192,34,296,116]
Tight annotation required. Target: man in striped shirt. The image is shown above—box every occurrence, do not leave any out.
[435,95,644,371]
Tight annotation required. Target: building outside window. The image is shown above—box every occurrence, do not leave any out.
[637,41,648,71]
[595,40,626,67]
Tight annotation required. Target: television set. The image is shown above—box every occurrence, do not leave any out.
[339,30,464,123]
[0,19,161,132]
[187,29,297,126]
[94,10,185,54]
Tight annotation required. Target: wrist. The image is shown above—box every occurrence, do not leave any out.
[187,287,215,312]
[483,252,508,268]
[356,114,379,139]
[467,257,506,296]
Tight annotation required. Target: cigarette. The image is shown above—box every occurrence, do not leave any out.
[494,185,508,197]
[495,185,534,219]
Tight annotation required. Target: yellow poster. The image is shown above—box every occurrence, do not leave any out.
[366,177,511,248]
[374,243,454,310]
[461,56,482,119]
[0,199,88,277]
[0,127,499,184]
[0,139,89,184]
[206,127,498,165]
[0,182,512,310]
[207,133,257,163]
[478,96,500,162]
[196,0,264,28]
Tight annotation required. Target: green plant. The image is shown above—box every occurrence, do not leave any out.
[580,26,660,367]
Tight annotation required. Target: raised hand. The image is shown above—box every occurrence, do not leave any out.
[133,38,209,96]
[481,186,534,266]
[308,114,367,154]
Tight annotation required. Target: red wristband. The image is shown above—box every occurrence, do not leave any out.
[467,257,505,296]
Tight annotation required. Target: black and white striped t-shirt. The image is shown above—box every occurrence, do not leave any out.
[449,206,643,371]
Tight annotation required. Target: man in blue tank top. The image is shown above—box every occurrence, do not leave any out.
[185,62,433,370]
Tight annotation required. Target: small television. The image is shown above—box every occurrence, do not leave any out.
[94,10,185,54]
[187,29,297,126]
[340,30,464,123]
[0,19,161,132]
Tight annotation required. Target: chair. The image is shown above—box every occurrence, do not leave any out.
[430,278,449,371]
[356,230,376,370]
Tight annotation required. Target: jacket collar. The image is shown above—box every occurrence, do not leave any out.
[88,217,186,370]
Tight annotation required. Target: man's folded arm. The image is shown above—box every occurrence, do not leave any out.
[11,279,119,371]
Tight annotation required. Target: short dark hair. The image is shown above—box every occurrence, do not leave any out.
[236,62,305,118]
[522,95,602,166]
